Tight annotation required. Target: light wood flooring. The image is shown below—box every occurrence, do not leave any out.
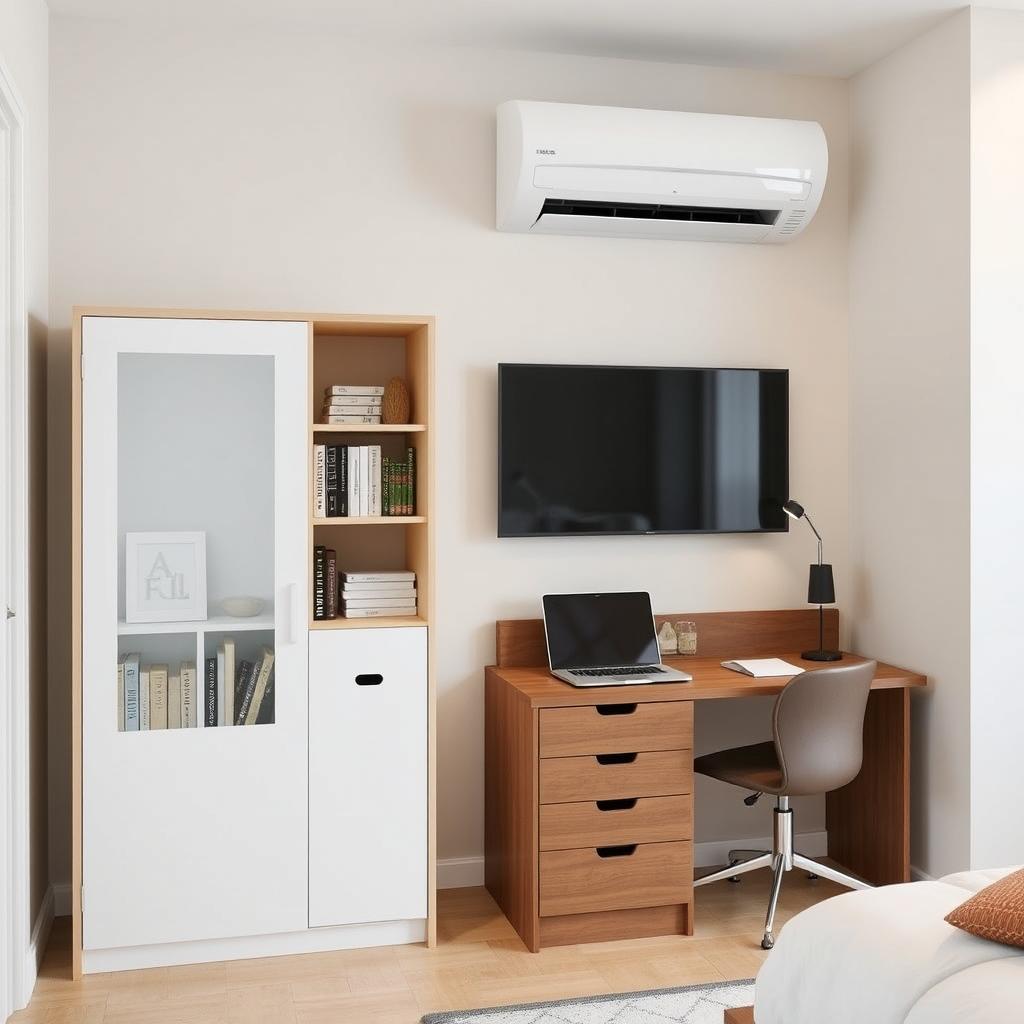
[13,868,844,1024]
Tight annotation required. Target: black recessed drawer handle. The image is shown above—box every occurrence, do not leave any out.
[597,798,638,812]
[595,752,637,765]
[597,703,638,716]
[355,674,383,686]
[596,844,638,858]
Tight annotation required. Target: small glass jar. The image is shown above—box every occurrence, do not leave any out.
[674,621,698,655]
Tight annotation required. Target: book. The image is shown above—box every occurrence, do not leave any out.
[222,638,236,726]
[313,545,327,619]
[325,444,339,517]
[382,455,390,516]
[313,443,326,518]
[180,661,196,727]
[325,549,338,619]
[325,384,385,396]
[123,653,141,731]
[343,606,418,619]
[216,646,226,726]
[235,659,261,725]
[244,647,276,725]
[150,665,168,729]
[233,659,254,718]
[359,445,370,516]
[324,395,383,408]
[368,445,381,516]
[721,658,804,678]
[168,672,182,728]
[343,570,415,583]
[338,446,348,516]
[343,595,418,609]
[256,672,275,725]
[321,414,382,425]
[117,657,125,730]
[140,667,151,730]
[204,657,217,727]
[341,579,416,592]
[407,446,416,516]
[322,404,381,416]
[341,589,415,603]
[347,446,359,519]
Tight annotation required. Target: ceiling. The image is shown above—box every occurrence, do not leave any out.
[43,1,1017,77]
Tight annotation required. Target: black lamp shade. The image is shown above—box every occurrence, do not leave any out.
[808,563,836,605]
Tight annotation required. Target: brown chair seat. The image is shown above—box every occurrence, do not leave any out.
[694,741,785,795]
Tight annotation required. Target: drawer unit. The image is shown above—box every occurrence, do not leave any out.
[540,749,692,804]
[540,795,692,851]
[539,701,693,757]
[539,841,692,917]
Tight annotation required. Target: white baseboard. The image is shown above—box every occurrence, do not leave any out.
[437,831,830,890]
[52,881,72,917]
[21,884,55,1006]
[910,865,934,882]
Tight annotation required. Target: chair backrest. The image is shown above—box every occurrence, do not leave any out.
[772,660,876,796]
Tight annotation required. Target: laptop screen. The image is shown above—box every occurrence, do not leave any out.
[543,592,661,670]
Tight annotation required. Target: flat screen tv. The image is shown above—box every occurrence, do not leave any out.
[498,363,789,537]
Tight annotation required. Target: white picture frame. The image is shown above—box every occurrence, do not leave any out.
[125,531,208,623]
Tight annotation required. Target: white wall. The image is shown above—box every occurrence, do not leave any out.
[48,17,850,886]
[969,6,1024,868]
[849,10,972,879]
[0,0,49,925]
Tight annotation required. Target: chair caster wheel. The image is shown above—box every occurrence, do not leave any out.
[761,934,775,950]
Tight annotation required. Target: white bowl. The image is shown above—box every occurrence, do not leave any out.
[221,596,266,618]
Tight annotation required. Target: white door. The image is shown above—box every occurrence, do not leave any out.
[309,627,427,927]
[82,316,308,950]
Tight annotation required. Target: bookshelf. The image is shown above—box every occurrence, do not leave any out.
[72,308,436,977]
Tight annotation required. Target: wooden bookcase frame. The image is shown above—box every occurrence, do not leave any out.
[71,307,437,977]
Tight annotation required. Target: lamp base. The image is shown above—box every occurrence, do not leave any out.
[802,649,843,662]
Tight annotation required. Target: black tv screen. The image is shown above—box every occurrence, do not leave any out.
[498,363,789,537]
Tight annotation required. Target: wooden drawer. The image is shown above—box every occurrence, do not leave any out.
[540,795,691,851]
[540,841,692,917]
[540,750,692,804]
[539,701,693,757]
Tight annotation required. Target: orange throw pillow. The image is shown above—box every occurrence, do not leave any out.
[945,869,1024,948]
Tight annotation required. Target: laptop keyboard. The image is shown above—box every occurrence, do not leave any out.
[573,666,666,677]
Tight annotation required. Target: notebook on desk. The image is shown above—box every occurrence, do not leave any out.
[721,658,804,678]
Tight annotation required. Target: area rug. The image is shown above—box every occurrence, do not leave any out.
[421,979,755,1024]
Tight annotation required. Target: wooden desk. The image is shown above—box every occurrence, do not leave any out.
[484,610,925,951]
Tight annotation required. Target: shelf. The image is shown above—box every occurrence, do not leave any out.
[310,615,428,630]
[313,516,425,526]
[313,423,426,433]
[118,613,275,635]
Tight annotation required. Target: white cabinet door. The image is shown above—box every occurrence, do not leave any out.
[82,316,309,950]
[309,627,428,927]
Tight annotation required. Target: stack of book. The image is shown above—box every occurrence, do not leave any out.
[341,570,417,619]
[313,444,415,518]
[320,384,383,425]
[117,656,198,731]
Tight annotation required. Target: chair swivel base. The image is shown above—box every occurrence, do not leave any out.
[693,797,870,949]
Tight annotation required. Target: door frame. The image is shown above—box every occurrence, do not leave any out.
[0,56,32,1020]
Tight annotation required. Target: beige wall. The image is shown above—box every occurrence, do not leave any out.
[48,17,851,886]
[849,10,972,878]
[0,0,49,926]
[969,6,1024,868]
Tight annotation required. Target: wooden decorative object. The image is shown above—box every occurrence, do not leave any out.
[382,376,411,424]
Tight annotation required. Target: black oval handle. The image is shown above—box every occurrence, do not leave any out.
[596,798,638,812]
[355,673,383,686]
[596,844,638,858]
[596,752,637,765]
[597,703,638,716]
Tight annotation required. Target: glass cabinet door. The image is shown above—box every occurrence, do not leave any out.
[82,316,309,952]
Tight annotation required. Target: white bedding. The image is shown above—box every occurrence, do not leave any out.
[753,867,1024,1024]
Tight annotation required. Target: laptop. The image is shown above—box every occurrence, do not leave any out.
[542,592,693,687]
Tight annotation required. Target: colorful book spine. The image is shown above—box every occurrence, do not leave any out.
[382,455,391,516]
[338,446,348,517]
[407,446,415,516]
[205,657,217,727]
[369,445,381,516]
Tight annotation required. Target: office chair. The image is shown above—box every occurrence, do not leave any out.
[693,660,876,949]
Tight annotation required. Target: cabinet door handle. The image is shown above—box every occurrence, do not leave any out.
[596,844,638,858]
[596,798,637,812]
[595,752,637,766]
[597,703,637,716]
[355,673,383,686]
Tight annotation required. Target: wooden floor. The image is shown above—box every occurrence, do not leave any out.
[13,868,844,1024]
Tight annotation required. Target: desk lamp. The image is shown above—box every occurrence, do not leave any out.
[783,499,842,662]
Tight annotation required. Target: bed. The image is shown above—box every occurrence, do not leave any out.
[743,866,1024,1023]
